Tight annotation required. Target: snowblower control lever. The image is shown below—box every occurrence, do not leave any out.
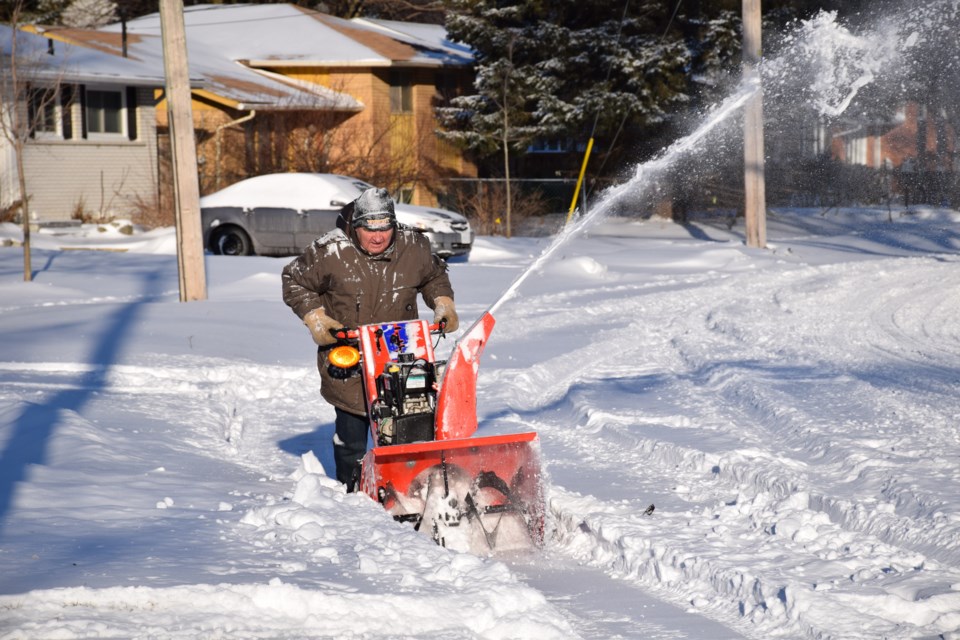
[332,324,445,343]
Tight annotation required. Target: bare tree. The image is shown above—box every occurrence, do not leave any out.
[61,0,118,28]
[205,78,452,206]
[0,1,64,281]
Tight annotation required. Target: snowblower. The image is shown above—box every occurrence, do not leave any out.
[327,312,544,555]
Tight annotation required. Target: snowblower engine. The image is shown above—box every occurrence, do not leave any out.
[371,353,439,446]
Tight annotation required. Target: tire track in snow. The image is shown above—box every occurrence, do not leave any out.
[0,358,329,477]
[480,255,960,639]
[669,258,960,564]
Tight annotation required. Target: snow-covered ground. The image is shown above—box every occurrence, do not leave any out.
[1,205,959,639]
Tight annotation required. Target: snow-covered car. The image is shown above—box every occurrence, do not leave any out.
[200,173,473,258]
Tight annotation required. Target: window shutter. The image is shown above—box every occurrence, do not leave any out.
[126,86,138,141]
[27,84,36,138]
[61,85,74,139]
[79,85,88,139]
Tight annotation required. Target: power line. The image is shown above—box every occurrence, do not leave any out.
[566,0,632,220]
[587,0,685,201]
[118,5,337,31]
[661,0,684,42]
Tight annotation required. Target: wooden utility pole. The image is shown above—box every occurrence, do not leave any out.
[742,0,767,248]
[159,0,207,301]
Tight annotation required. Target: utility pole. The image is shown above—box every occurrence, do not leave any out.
[742,0,767,249]
[159,0,207,301]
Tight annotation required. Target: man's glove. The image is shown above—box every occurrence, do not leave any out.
[432,296,459,332]
[303,307,344,346]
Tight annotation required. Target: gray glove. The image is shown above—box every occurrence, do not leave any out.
[432,296,459,332]
[303,307,344,346]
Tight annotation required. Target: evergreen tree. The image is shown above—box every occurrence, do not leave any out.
[438,0,742,173]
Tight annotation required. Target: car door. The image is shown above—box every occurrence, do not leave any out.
[295,208,341,249]
[248,207,298,253]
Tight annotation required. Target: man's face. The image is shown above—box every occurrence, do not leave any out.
[356,222,395,255]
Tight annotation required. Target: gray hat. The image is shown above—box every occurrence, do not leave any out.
[352,187,396,229]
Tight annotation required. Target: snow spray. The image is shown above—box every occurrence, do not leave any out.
[487,3,936,316]
[488,79,760,316]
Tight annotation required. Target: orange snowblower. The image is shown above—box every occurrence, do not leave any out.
[327,312,544,555]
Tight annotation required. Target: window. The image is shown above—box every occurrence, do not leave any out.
[86,89,123,134]
[527,139,571,154]
[390,71,412,113]
[28,88,59,136]
[435,71,461,103]
[845,135,869,166]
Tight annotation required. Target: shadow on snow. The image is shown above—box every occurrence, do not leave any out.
[0,258,169,537]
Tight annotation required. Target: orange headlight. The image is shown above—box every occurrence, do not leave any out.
[328,345,360,369]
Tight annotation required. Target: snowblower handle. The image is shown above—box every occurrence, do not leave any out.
[331,327,358,342]
[333,323,444,342]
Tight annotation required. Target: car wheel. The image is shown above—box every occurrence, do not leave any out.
[210,226,253,256]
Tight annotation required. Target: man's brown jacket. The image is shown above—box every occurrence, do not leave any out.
[282,222,453,414]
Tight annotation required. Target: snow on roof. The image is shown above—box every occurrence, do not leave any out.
[1,24,165,87]
[112,4,473,68]
[88,3,473,111]
[21,3,474,112]
[85,10,361,111]
[110,4,376,67]
[354,18,474,63]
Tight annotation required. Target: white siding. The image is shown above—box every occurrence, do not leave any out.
[20,86,158,222]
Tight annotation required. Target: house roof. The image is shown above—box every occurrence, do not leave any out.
[353,17,474,65]
[111,4,474,70]
[1,24,165,88]
[15,4,474,113]
[23,29,358,112]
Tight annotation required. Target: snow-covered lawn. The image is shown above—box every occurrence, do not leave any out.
[1,206,959,639]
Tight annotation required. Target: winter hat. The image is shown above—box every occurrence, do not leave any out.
[352,187,396,230]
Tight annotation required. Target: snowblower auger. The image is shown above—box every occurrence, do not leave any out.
[329,313,544,555]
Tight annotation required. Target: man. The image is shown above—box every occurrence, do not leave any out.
[281,187,459,491]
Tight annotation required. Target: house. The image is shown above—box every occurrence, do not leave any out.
[827,103,957,205]
[0,24,167,224]
[28,4,477,216]
[10,4,477,223]
[100,3,477,207]
[37,14,361,220]
[765,102,959,207]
